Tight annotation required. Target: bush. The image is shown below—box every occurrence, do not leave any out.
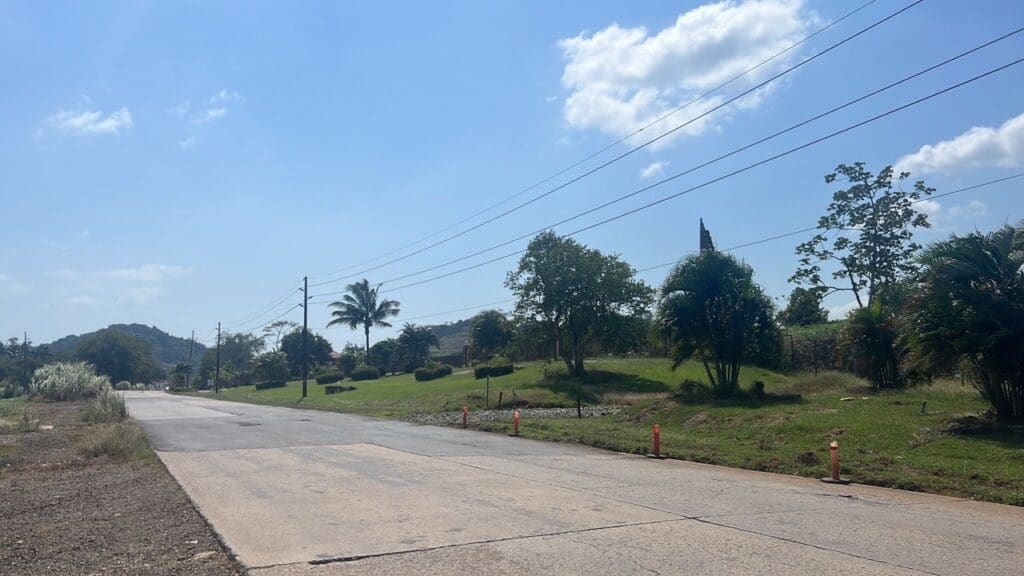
[325,385,357,395]
[474,357,514,379]
[0,381,22,399]
[114,381,132,391]
[254,380,287,390]
[315,372,345,385]
[76,422,152,461]
[414,362,454,382]
[30,362,110,401]
[350,365,380,381]
[80,387,128,424]
[541,361,568,380]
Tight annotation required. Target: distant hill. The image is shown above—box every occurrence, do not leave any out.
[47,323,206,369]
[425,318,473,356]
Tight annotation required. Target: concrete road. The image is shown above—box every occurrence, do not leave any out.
[124,391,1023,576]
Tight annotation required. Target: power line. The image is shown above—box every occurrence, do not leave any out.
[308,0,880,282]
[312,29,1020,294]
[308,0,925,289]
[633,171,1024,274]
[311,36,1024,297]
[221,282,302,331]
[308,172,1020,329]
[361,58,1023,296]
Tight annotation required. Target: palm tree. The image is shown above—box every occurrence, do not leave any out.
[905,224,1024,419]
[326,279,400,356]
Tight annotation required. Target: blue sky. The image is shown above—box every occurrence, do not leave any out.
[2,0,1023,350]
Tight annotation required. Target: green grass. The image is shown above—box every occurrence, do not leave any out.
[201,358,1024,505]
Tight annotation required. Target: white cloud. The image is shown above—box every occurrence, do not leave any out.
[896,112,1024,175]
[170,90,243,126]
[0,273,33,293]
[47,107,133,135]
[166,100,192,117]
[179,136,198,149]
[827,300,859,321]
[557,0,817,149]
[48,264,189,307]
[210,89,242,103]
[914,199,988,228]
[640,160,669,179]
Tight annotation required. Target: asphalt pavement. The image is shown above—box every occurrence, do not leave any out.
[124,391,1024,576]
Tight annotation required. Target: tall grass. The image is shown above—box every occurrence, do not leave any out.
[76,422,152,461]
[80,387,128,424]
[30,362,110,401]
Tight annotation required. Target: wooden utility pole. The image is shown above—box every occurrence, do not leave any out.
[215,322,221,394]
[187,330,195,388]
[301,276,309,399]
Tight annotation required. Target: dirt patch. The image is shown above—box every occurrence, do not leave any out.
[0,400,242,576]
[796,451,821,466]
[682,412,711,428]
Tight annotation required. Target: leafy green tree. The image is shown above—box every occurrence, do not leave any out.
[0,337,51,395]
[470,310,513,360]
[170,362,193,387]
[904,224,1024,418]
[198,332,264,387]
[397,323,438,370]
[262,320,298,351]
[255,351,290,382]
[327,279,400,356]
[279,330,333,376]
[336,343,364,376]
[368,338,402,374]
[506,232,653,379]
[792,163,933,308]
[657,251,777,397]
[74,328,163,383]
[778,287,829,327]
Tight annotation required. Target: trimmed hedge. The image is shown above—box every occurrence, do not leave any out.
[254,380,287,390]
[315,372,345,385]
[414,363,454,382]
[473,361,514,379]
[350,365,380,381]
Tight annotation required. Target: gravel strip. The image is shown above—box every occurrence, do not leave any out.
[406,406,622,426]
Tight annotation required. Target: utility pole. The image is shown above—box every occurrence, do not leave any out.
[187,330,195,388]
[215,322,221,395]
[301,276,309,399]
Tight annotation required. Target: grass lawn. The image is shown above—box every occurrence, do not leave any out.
[201,357,1024,506]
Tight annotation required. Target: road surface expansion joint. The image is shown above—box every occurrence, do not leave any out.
[249,518,688,570]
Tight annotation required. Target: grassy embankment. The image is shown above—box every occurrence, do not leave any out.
[203,358,1024,505]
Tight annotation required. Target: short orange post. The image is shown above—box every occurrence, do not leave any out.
[512,409,521,436]
[821,440,850,484]
[647,424,664,459]
[462,406,468,429]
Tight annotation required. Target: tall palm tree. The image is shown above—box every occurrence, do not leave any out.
[326,279,400,356]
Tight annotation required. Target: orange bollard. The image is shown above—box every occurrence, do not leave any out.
[647,424,664,459]
[462,406,468,429]
[512,409,521,436]
[820,440,850,484]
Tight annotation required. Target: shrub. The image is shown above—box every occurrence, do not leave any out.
[254,380,287,390]
[76,422,152,461]
[541,361,568,380]
[474,357,514,379]
[350,365,380,381]
[315,372,345,385]
[414,362,454,382]
[30,362,110,401]
[80,387,128,424]
[0,381,22,399]
[325,385,356,395]
[114,381,132,391]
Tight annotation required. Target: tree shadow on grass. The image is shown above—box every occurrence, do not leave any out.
[670,380,805,409]
[536,370,672,405]
[943,413,1024,450]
